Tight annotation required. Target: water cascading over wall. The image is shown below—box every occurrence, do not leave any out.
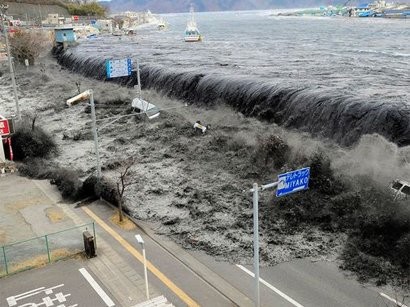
[55,47,410,147]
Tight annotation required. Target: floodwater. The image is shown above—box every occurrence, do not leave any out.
[61,11,410,145]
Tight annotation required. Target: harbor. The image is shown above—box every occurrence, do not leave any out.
[275,0,410,18]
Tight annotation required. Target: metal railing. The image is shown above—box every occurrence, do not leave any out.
[0,222,95,277]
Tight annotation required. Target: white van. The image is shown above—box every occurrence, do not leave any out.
[390,179,410,200]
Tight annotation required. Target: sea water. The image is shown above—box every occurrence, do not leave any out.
[63,10,410,145]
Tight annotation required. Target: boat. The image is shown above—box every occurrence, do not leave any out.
[157,17,167,30]
[184,5,202,42]
[112,30,124,36]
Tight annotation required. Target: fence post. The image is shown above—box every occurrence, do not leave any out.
[2,245,8,275]
[45,235,51,263]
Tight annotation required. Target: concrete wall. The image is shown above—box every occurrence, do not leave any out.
[5,2,69,22]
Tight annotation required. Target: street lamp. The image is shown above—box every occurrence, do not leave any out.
[66,89,101,180]
[0,4,21,120]
[249,181,280,307]
[135,234,149,300]
[65,82,188,181]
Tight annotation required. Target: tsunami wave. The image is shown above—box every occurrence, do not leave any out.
[55,47,410,147]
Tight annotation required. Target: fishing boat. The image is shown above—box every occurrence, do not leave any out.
[158,17,167,30]
[184,5,202,42]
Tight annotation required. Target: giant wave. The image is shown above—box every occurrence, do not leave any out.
[55,47,410,147]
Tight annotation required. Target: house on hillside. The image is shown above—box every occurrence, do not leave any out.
[42,13,65,26]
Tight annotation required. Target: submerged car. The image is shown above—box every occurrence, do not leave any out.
[132,97,160,119]
[390,179,410,200]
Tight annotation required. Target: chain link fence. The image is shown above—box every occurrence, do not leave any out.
[0,222,95,277]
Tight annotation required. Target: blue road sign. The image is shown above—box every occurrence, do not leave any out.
[106,58,132,79]
[276,167,310,197]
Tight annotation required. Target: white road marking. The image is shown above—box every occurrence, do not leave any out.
[236,264,304,307]
[380,292,409,307]
[7,285,65,306]
[79,268,115,307]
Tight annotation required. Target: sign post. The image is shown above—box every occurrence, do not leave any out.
[248,167,310,307]
[252,183,260,307]
[0,118,10,136]
[276,167,310,197]
[105,58,132,79]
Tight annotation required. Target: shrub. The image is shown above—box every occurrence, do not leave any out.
[208,134,228,150]
[12,122,57,160]
[226,135,248,152]
[341,241,399,284]
[309,152,345,196]
[66,3,106,16]
[9,29,51,65]
[85,176,120,206]
[253,135,289,169]
[395,234,410,268]
[18,158,55,179]
[19,158,88,200]
[50,168,83,199]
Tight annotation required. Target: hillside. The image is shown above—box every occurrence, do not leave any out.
[4,1,70,20]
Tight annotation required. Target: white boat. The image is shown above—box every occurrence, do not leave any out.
[184,5,202,42]
[158,17,167,30]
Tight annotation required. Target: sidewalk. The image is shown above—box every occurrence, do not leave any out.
[0,174,171,307]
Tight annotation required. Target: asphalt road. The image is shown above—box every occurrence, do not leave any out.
[88,202,409,307]
[0,259,119,307]
[87,203,239,307]
[4,189,405,307]
[192,251,409,307]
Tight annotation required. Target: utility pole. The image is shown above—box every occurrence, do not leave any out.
[89,90,102,180]
[0,4,21,121]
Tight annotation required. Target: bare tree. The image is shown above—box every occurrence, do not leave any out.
[116,158,137,222]
[9,29,51,65]
[75,80,81,94]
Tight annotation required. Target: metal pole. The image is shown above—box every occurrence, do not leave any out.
[92,222,97,249]
[0,135,5,162]
[142,245,149,300]
[89,90,101,180]
[45,235,51,263]
[2,245,8,275]
[38,4,42,28]
[136,59,142,97]
[252,182,260,307]
[1,11,21,120]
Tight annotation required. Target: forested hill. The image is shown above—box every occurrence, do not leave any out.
[101,0,333,13]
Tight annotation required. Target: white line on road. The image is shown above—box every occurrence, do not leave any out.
[236,264,304,307]
[79,268,115,307]
[380,292,408,307]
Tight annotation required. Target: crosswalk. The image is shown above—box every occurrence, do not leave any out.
[132,295,174,307]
